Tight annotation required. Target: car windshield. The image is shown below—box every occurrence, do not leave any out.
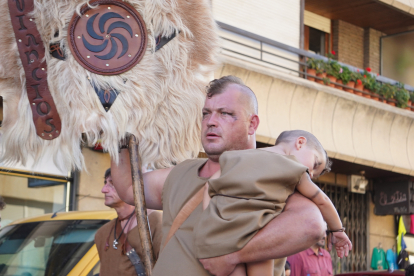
[0,219,108,276]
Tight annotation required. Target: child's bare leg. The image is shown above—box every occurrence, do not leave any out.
[246,259,274,276]
[229,263,247,276]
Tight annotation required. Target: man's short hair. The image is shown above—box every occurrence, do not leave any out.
[0,196,6,210]
[206,75,258,115]
[104,168,111,179]
[275,130,332,176]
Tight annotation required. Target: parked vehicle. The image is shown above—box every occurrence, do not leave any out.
[0,210,117,276]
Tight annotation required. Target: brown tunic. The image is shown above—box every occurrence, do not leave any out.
[95,211,163,276]
[153,157,291,276]
[194,149,308,259]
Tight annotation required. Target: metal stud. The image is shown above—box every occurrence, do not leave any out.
[77,36,81,39]
[41,133,44,136]
[30,59,34,63]
[127,16,130,18]
[87,55,90,58]
[56,130,59,133]
[135,34,138,37]
[128,54,131,57]
[86,14,89,17]
[32,103,35,105]
[108,7,111,9]
[106,35,109,38]
[106,64,109,66]
[49,134,52,137]
[29,18,33,21]
[41,68,45,70]
[18,39,22,42]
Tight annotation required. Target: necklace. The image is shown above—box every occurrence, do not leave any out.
[113,211,134,249]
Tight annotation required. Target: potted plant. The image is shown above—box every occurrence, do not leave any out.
[340,66,354,92]
[394,83,410,109]
[379,83,396,106]
[315,61,326,85]
[370,81,382,101]
[409,91,414,111]
[351,71,364,96]
[306,58,319,81]
[325,60,341,88]
[361,68,376,99]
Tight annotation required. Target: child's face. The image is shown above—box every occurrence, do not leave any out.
[292,141,326,178]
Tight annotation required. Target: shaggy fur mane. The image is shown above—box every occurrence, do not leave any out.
[0,0,220,171]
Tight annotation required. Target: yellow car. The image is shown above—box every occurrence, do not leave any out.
[0,210,117,276]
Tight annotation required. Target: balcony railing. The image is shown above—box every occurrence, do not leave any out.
[217,21,414,110]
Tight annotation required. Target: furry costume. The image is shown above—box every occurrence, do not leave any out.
[0,0,220,170]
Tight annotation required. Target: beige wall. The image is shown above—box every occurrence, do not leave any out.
[368,199,396,265]
[213,0,300,48]
[76,147,111,211]
[0,174,66,226]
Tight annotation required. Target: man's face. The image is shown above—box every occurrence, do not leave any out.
[201,84,255,158]
[316,233,326,248]
[101,176,123,208]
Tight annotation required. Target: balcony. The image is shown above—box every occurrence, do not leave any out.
[216,21,414,176]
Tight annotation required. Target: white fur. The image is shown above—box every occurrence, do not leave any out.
[0,0,220,171]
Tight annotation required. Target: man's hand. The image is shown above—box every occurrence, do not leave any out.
[199,253,238,276]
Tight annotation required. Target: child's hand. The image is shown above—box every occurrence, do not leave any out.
[327,231,352,258]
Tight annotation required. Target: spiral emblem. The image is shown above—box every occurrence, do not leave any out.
[68,0,147,75]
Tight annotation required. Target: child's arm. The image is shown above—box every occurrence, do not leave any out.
[296,172,352,257]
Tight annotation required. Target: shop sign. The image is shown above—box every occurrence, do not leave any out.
[374,180,414,215]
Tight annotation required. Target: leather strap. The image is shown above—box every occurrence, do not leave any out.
[126,248,146,276]
[162,170,221,251]
[8,0,61,140]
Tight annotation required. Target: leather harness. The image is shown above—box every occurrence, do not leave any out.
[8,0,61,140]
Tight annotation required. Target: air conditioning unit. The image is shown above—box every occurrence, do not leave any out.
[348,175,368,194]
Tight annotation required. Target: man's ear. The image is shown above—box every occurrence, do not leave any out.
[294,136,307,149]
[248,114,260,135]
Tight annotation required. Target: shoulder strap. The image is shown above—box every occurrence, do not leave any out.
[162,170,221,251]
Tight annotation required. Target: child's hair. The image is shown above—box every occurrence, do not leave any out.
[275,130,332,176]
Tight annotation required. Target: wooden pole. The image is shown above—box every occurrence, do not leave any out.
[128,135,155,275]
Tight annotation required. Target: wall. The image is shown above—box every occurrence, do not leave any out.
[0,174,66,226]
[364,28,384,74]
[368,198,396,266]
[333,20,365,69]
[76,148,111,211]
[212,0,300,48]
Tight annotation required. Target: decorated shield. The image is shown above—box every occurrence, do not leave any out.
[0,0,220,170]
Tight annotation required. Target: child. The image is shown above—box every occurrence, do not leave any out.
[194,130,352,276]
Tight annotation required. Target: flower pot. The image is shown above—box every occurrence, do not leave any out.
[371,94,380,101]
[382,99,387,103]
[344,81,355,93]
[327,75,336,88]
[354,83,364,96]
[406,100,412,110]
[335,79,343,90]
[315,72,326,84]
[362,89,371,99]
[306,68,316,82]
[387,99,396,106]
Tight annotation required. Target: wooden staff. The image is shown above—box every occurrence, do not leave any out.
[128,135,155,275]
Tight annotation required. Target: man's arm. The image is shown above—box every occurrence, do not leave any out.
[200,192,325,276]
[111,148,172,210]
